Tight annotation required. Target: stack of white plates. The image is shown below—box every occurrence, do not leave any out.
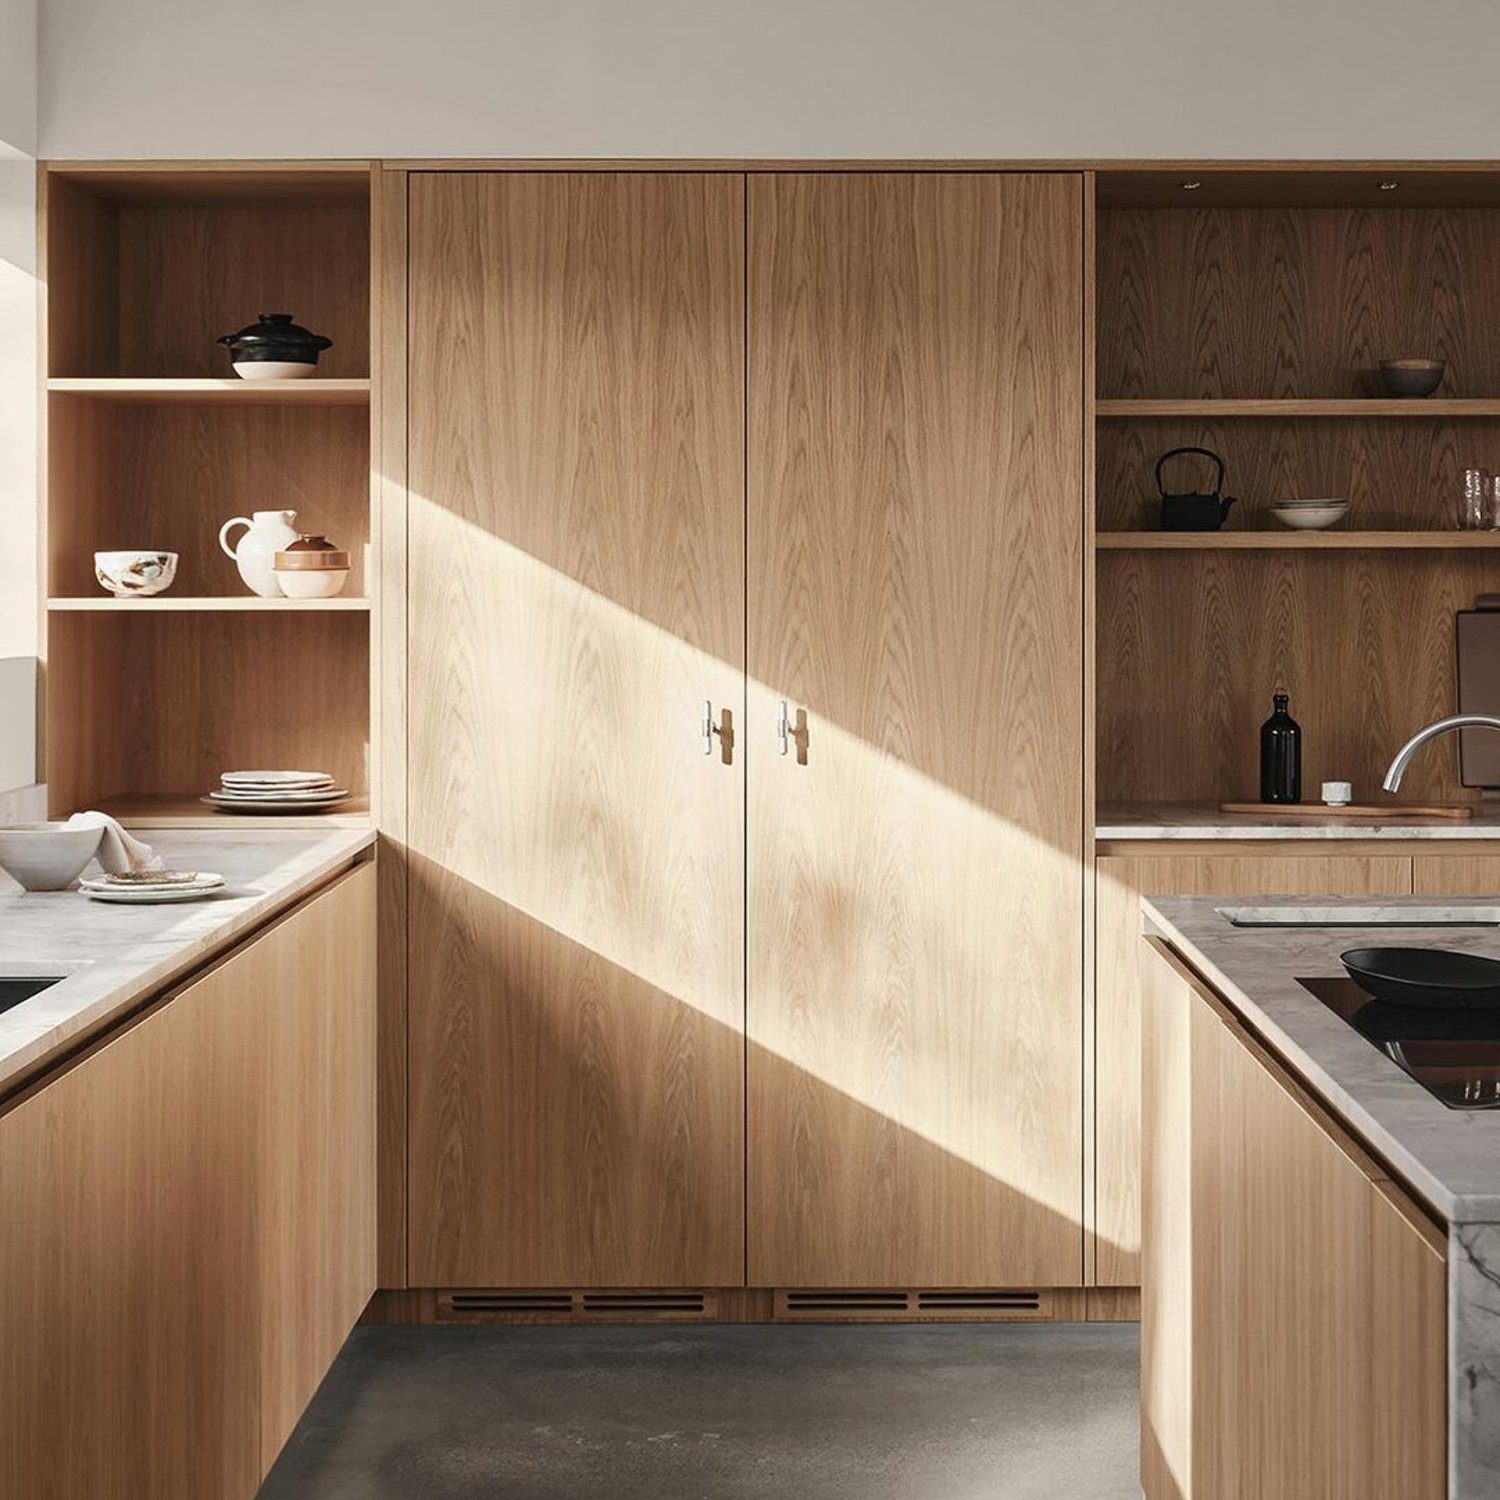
[1270,497,1349,530]
[202,770,352,815]
[81,869,226,904]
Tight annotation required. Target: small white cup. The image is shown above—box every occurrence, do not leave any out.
[1322,780,1353,807]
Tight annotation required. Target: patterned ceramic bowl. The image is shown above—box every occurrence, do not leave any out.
[94,550,178,597]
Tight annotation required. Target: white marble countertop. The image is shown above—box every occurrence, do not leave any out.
[1143,894,1500,1223]
[0,828,375,1093]
[1100,801,1500,841]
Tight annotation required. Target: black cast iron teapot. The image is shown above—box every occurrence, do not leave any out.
[1156,446,1238,531]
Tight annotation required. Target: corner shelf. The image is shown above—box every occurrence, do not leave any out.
[94,794,373,830]
[1096,398,1500,419]
[1097,531,1500,550]
[48,377,371,406]
[48,596,372,612]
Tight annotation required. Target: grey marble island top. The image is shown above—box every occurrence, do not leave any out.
[0,828,375,1093]
[1100,801,1500,841]
[1143,894,1500,1222]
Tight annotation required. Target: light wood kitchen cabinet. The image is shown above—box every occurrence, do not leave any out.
[1141,936,1445,1500]
[747,173,1085,1287]
[1095,851,1412,1285]
[0,862,376,1500]
[405,173,747,1287]
[1414,853,1500,895]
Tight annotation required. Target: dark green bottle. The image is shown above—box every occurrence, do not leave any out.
[1260,691,1301,804]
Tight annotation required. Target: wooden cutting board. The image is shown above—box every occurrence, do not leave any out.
[1219,801,1474,820]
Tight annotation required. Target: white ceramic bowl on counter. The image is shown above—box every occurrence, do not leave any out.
[0,823,104,891]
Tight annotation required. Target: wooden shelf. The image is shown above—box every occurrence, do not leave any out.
[48,378,371,406]
[1096,398,1500,419]
[93,794,373,830]
[48,596,371,612]
[1097,531,1500,550]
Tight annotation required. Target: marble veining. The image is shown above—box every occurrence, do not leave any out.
[1099,801,1500,842]
[0,828,374,1091]
[1451,1222,1500,1497]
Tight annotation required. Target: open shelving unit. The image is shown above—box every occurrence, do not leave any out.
[41,163,376,827]
[1093,167,1500,814]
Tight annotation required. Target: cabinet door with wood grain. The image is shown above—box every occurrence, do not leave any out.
[1095,850,1412,1287]
[1139,937,1445,1499]
[406,173,747,1287]
[747,173,1085,1287]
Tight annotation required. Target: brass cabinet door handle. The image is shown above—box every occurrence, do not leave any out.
[777,700,809,765]
[703,701,735,764]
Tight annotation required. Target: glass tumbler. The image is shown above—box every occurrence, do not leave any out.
[1461,468,1490,529]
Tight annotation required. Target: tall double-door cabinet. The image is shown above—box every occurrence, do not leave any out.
[406,170,1086,1290]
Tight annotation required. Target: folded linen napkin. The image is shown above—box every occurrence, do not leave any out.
[65,811,166,876]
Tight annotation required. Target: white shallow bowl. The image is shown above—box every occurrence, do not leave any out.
[231,360,317,381]
[1271,501,1348,530]
[0,823,104,891]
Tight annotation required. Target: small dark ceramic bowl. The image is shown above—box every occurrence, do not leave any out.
[1379,359,1445,398]
[1341,945,1500,1009]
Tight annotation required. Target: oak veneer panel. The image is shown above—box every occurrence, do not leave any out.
[1098,416,1500,534]
[747,173,1085,1287]
[0,862,376,1500]
[1412,852,1500,894]
[47,398,370,597]
[1139,938,1194,1500]
[114,204,369,378]
[46,610,370,815]
[1099,207,1500,399]
[44,172,120,378]
[406,173,746,1286]
[1096,550,1500,806]
[1095,854,1411,1286]
[257,863,377,1468]
[1187,983,1445,1499]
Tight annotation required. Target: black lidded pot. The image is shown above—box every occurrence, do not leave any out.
[1260,690,1302,804]
[217,313,332,371]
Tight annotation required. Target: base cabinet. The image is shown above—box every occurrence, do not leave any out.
[0,862,376,1500]
[1095,852,1412,1285]
[1141,935,1445,1500]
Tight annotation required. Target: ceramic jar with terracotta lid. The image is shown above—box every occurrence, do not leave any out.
[272,535,351,598]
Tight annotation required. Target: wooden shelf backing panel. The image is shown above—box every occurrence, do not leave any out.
[1096,531,1500,550]
[49,164,372,208]
[1098,398,1500,418]
[47,182,370,379]
[46,611,370,818]
[1098,206,1500,400]
[91,794,373,829]
[48,596,372,612]
[49,378,371,406]
[48,399,370,597]
[1097,416,1500,533]
[1095,549,1500,806]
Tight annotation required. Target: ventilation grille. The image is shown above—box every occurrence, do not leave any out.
[776,1288,1049,1322]
[438,1289,716,1322]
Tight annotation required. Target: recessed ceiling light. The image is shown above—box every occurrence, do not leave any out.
[1180,179,1202,191]
[1379,179,1400,191]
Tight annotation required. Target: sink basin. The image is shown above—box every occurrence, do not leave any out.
[1219,905,1500,928]
[0,976,65,1017]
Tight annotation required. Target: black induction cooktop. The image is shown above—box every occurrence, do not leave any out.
[1300,976,1500,1110]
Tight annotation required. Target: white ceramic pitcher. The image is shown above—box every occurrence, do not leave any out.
[219,509,299,597]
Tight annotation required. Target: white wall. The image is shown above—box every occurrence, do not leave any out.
[1,0,37,793]
[36,0,1500,161]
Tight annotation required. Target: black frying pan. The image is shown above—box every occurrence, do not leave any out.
[1341,947,1500,1010]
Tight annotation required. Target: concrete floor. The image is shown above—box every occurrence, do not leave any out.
[257,1322,1140,1499]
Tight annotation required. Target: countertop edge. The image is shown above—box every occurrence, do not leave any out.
[0,829,376,1095]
